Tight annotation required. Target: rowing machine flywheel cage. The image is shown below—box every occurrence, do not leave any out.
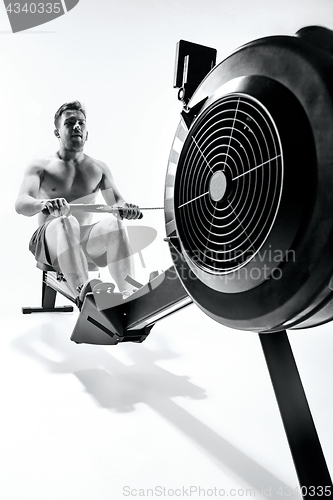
[164,26,333,332]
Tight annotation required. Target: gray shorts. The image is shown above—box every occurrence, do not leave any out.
[29,220,108,269]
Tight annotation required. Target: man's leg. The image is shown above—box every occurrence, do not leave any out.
[85,217,135,293]
[45,215,89,295]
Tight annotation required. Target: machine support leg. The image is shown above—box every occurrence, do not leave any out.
[41,271,57,309]
[259,331,332,498]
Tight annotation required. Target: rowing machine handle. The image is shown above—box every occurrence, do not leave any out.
[41,203,143,219]
[81,204,144,219]
[117,207,144,220]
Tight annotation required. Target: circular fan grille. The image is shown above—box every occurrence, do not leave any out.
[175,94,284,274]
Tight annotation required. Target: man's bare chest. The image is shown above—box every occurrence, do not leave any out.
[40,162,102,202]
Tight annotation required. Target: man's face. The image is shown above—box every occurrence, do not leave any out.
[56,109,88,151]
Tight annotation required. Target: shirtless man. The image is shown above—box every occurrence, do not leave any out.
[15,100,142,308]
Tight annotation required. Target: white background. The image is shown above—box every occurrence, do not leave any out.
[1,1,333,499]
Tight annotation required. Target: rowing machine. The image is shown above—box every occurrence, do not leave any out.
[25,28,333,495]
[71,28,333,497]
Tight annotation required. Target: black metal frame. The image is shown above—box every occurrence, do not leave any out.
[22,268,74,314]
[260,331,332,497]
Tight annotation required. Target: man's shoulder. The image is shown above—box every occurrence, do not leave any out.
[83,154,109,172]
[25,154,56,174]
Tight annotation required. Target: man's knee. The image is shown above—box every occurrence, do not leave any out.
[49,215,79,230]
[86,217,124,254]
[104,216,120,232]
[46,215,80,242]
[95,217,123,238]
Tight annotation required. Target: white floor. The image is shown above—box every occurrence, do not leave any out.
[1,291,333,500]
[2,0,333,496]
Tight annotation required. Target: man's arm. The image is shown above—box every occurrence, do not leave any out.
[99,161,126,206]
[15,161,46,216]
[15,161,69,217]
[99,162,142,219]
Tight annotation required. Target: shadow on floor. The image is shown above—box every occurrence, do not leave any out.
[12,318,298,499]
